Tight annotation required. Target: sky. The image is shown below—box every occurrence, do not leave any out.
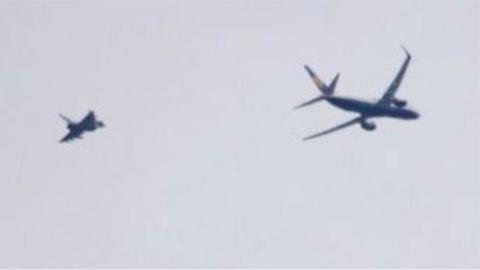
[0,1,478,268]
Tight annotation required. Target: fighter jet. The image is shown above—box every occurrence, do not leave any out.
[295,47,419,140]
[58,111,105,143]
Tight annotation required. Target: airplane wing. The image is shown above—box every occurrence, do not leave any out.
[59,130,81,143]
[378,47,411,105]
[303,117,362,141]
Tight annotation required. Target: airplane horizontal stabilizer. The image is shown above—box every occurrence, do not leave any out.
[328,73,340,94]
[294,96,325,110]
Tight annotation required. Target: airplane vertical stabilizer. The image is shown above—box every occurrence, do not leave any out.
[304,65,338,95]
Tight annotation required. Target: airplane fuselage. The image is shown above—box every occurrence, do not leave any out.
[68,122,97,133]
[64,121,104,141]
[296,47,418,140]
[325,96,419,119]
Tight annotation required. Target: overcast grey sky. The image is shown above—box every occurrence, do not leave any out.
[0,1,478,268]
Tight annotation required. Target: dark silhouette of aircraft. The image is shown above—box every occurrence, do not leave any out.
[59,111,105,143]
[295,47,419,140]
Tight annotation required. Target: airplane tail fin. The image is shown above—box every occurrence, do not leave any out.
[295,66,339,109]
[59,113,73,124]
[304,65,339,95]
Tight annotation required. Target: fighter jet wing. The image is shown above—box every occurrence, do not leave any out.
[303,117,362,141]
[59,130,82,143]
[378,47,411,105]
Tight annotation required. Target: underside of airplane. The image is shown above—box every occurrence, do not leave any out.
[295,47,419,140]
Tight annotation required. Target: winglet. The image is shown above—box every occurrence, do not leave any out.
[401,45,411,58]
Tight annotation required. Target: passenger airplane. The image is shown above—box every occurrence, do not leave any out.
[295,47,419,140]
[59,111,105,143]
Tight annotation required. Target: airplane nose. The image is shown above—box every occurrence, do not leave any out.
[411,110,420,119]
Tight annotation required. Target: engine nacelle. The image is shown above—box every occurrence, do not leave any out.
[392,98,407,108]
[361,120,376,131]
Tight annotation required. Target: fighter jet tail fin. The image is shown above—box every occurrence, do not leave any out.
[304,65,338,95]
[59,113,73,124]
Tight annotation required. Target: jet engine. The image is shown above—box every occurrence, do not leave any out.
[392,98,407,108]
[361,120,376,131]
